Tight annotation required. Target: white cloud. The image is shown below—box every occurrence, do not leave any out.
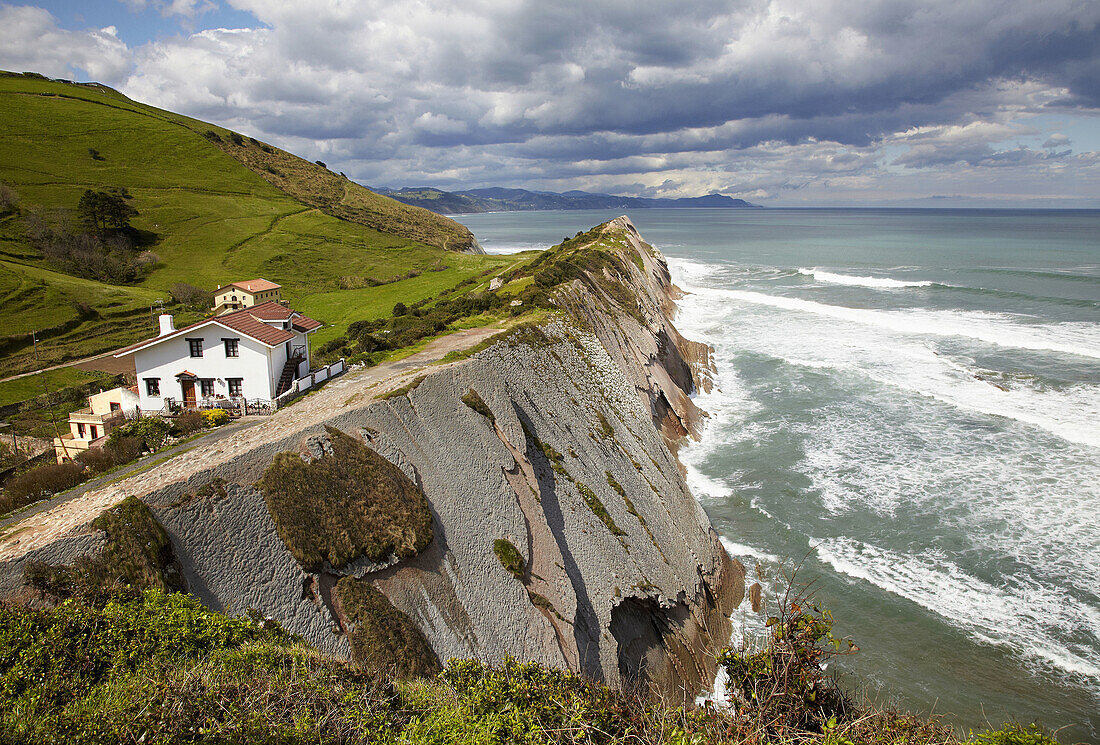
[0,5,132,81]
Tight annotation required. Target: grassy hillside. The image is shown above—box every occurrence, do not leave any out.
[0,72,495,377]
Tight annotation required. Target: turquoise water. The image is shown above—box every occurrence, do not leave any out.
[455,209,1100,741]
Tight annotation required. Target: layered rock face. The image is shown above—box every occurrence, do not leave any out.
[0,217,742,701]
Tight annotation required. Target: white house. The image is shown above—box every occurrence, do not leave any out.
[117,301,321,412]
[53,385,141,463]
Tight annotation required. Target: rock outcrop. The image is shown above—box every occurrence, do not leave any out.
[0,217,742,701]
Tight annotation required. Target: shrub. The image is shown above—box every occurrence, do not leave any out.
[492,538,524,580]
[973,724,1062,745]
[203,130,222,143]
[169,281,212,309]
[719,593,856,735]
[3,461,86,506]
[104,436,143,464]
[170,410,204,436]
[228,131,244,146]
[0,182,19,212]
[109,415,171,452]
[315,160,327,168]
[201,408,230,427]
[76,447,115,475]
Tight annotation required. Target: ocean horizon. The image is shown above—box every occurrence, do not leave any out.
[455,207,1100,742]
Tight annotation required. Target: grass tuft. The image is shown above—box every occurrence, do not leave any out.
[257,426,433,571]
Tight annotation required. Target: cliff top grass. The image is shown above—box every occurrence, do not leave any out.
[0,71,514,377]
[0,585,1060,745]
[257,425,433,571]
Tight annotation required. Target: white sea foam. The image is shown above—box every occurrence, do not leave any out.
[720,537,781,565]
[691,286,1100,361]
[799,268,934,289]
[814,537,1100,686]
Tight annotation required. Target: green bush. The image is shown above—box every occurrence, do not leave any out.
[972,724,1062,745]
[109,415,170,452]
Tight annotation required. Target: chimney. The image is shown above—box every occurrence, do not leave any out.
[158,314,176,336]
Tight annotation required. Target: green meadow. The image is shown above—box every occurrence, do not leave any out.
[0,73,515,384]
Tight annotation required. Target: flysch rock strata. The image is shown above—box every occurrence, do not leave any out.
[0,216,743,701]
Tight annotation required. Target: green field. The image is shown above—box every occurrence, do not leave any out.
[0,72,512,383]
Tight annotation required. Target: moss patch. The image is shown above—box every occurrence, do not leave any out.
[334,576,440,680]
[492,538,525,580]
[576,482,626,537]
[461,388,495,423]
[257,426,433,571]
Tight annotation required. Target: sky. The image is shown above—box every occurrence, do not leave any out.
[2,0,1100,206]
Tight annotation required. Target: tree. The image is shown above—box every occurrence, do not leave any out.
[77,189,138,235]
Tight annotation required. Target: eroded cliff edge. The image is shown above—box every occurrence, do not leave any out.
[0,216,743,701]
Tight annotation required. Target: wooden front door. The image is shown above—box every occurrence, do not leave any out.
[181,379,196,408]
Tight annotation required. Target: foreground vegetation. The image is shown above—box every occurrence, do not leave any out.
[0,582,1060,745]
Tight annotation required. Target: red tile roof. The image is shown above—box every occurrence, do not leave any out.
[114,303,321,357]
[221,279,281,293]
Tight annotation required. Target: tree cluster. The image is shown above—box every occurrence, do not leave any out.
[21,188,158,285]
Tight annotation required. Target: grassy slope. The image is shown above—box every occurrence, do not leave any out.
[0,72,501,378]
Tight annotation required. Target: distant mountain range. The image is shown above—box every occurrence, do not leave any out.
[371,186,758,214]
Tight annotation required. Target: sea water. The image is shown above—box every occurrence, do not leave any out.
[454,208,1100,741]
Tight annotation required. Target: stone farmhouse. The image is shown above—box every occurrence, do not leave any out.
[117,301,321,413]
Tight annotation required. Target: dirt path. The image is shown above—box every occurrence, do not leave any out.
[0,348,133,384]
[0,325,504,561]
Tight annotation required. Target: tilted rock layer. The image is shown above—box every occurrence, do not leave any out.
[1,217,742,701]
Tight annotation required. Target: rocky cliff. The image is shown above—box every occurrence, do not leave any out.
[0,217,742,701]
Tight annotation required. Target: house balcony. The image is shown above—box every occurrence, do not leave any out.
[68,408,126,427]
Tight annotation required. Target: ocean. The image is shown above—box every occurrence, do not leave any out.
[453,208,1100,741]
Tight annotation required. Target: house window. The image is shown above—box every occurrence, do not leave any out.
[145,378,161,396]
[188,338,203,357]
[110,402,121,411]
[77,422,86,438]
[227,378,243,397]
[89,425,98,439]
[200,379,215,397]
[223,338,239,357]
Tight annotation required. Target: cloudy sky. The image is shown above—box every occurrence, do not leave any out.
[3,0,1099,205]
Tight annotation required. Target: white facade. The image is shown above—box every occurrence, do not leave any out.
[129,319,311,412]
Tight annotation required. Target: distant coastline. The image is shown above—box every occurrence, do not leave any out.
[371,185,759,215]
